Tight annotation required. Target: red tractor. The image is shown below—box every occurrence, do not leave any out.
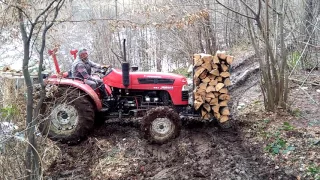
[39,46,201,145]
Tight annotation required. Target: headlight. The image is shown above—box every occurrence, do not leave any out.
[182,85,189,91]
[145,96,150,102]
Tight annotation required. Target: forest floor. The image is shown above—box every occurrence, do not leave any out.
[44,50,320,180]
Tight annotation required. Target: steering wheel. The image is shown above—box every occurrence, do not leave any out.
[94,66,111,76]
[101,66,109,73]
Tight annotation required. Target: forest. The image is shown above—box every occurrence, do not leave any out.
[0,0,319,179]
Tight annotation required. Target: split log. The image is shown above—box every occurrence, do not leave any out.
[214,92,220,97]
[209,79,218,86]
[196,88,206,97]
[194,101,203,110]
[199,70,208,79]
[199,82,208,90]
[224,78,231,86]
[206,86,215,93]
[209,69,220,76]
[220,72,230,78]
[213,55,220,64]
[202,55,213,63]
[203,103,211,112]
[219,88,228,94]
[217,50,227,60]
[212,105,220,113]
[204,113,211,120]
[219,94,230,101]
[221,64,229,72]
[194,67,205,78]
[194,54,203,66]
[202,62,212,71]
[226,55,234,65]
[220,115,229,123]
[216,76,223,82]
[214,112,221,120]
[206,92,215,98]
[209,98,219,106]
[202,77,211,83]
[208,74,216,80]
[201,109,207,117]
[215,83,225,92]
[220,107,230,116]
[219,100,228,107]
[212,63,218,69]
[194,77,201,86]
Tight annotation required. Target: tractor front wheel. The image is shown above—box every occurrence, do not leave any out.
[141,107,181,144]
[39,87,95,145]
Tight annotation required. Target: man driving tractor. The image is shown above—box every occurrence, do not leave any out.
[71,48,110,101]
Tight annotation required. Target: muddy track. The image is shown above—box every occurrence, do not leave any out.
[44,54,295,180]
[45,122,294,180]
[229,53,260,116]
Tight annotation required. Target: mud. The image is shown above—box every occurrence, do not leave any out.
[45,121,295,180]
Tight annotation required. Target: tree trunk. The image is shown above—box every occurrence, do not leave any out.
[19,9,37,180]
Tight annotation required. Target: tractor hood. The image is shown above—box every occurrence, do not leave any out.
[103,68,188,89]
[130,71,186,80]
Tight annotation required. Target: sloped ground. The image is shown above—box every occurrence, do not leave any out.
[237,71,320,180]
[44,51,319,180]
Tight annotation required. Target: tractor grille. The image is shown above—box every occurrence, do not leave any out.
[138,78,175,84]
[182,91,188,101]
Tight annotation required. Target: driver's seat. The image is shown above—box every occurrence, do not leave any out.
[65,70,84,81]
[67,70,72,78]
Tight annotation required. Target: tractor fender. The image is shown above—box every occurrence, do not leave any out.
[45,78,102,110]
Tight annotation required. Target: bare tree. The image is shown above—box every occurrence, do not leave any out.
[5,0,66,179]
[216,0,289,111]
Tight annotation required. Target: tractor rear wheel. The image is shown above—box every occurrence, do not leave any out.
[39,87,95,145]
[141,107,181,144]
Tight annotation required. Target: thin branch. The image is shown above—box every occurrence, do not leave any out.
[289,17,320,77]
[28,0,58,43]
[215,0,256,20]
[290,78,320,87]
[111,49,123,64]
[239,0,257,16]
[257,0,261,17]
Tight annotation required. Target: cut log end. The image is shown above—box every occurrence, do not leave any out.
[215,83,225,92]
[219,115,229,123]
[203,103,211,112]
[220,72,230,78]
[217,50,227,60]
[206,85,215,93]
[220,107,230,116]
[226,55,234,65]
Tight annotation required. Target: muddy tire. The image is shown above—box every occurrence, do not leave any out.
[39,87,95,145]
[141,106,181,144]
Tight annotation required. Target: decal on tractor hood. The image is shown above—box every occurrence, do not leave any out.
[160,86,173,90]
[144,75,162,78]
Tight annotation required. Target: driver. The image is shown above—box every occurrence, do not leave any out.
[71,48,110,101]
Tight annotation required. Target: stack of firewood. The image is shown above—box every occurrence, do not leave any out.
[193,51,233,123]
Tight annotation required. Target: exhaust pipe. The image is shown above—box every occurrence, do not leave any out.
[122,39,130,88]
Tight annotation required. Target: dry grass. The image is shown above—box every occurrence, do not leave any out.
[0,76,60,179]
